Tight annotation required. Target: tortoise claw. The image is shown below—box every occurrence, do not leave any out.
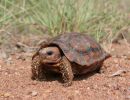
[63,81,72,87]
[37,74,47,81]
[31,76,37,80]
[31,72,47,81]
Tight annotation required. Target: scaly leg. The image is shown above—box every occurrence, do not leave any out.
[59,56,74,87]
[31,55,46,81]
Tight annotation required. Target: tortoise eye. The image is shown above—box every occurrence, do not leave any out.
[47,51,53,55]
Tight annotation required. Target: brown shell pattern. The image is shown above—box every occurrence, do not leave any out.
[44,32,110,66]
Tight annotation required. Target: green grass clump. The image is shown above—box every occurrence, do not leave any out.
[0,0,130,41]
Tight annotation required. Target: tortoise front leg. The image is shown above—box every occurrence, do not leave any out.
[59,56,74,87]
[31,56,46,81]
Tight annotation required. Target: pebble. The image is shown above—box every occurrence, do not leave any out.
[74,90,80,94]
[31,81,37,85]
[113,59,118,64]
[126,95,130,99]
[4,72,8,75]
[82,80,86,82]
[14,72,20,75]
[87,87,90,90]
[0,65,2,69]
[110,69,127,77]
[3,93,11,98]
[28,91,38,96]
[16,55,26,61]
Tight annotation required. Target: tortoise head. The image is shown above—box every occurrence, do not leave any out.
[38,46,62,65]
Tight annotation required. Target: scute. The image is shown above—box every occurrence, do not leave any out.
[47,32,110,66]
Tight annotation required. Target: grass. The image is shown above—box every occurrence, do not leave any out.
[0,0,130,41]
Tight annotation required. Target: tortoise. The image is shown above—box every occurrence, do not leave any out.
[31,32,111,86]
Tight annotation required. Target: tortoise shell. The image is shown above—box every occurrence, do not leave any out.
[39,32,110,66]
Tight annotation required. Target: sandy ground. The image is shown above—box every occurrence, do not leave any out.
[0,34,130,100]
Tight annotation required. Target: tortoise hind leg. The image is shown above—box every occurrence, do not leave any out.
[59,56,74,87]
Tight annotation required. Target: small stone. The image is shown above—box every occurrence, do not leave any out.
[110,69,128,77]
[87,87,90,90]
[111,48,115,51]
[16,55,26,61]
[30,91,38,96]
[45,89,52,93]
[82,80,86,82]
[75,90,80,94]
[126,95,130,99]
[14,72,20,75]
[0,51,8,59]
[3,93,11,97]
[4,72,8,75]
[31,81,37,85]
[113,59,118,64]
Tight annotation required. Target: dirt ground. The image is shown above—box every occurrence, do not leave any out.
[0,34,130,100]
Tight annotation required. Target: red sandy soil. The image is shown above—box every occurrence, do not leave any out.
[0,36,130,100]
